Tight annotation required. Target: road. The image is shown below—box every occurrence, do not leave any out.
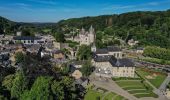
[159,73,170,91]
[89,73,138,100]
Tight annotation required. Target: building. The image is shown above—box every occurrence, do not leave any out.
[136,47,144,54]
[69,61,86,79]
[94,46,123,59]
[92,45,135,78]
[13,36,45,44]
[65,26,95,45]
[92,55,135,78]
[128,39,139,46]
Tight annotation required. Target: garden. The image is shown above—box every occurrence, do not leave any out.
[136,67,167,88]
[114,76,158,98]
[84,85,126,100]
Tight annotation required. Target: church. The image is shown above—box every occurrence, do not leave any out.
[66,26,95,46]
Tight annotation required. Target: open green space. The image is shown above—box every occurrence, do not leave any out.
[84,89,127,100]
[136,68,167,88]
[104,92,117,100]
[115,78,158,98]
[84,90,103,100]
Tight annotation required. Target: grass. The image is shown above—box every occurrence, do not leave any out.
[104,92,116,100]
[114,95,125,100]
[138,57,170,65]
[115,78,157,98]
[84,90,103,100]
[116,80,143,87]
[134,93,158,98]
[84,89,127,100]
[136,68,167,88]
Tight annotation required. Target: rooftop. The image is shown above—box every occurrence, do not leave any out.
[13,36,42,40]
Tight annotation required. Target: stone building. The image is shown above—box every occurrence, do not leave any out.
[65,26,95,46]
[92,46,135,78]
[92,55,135,78]
[94,46,123,59]
[13,36,45,44]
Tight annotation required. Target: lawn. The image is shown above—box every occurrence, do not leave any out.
[84,90,127,100]
[136,68,167,88]
[84,90,103,100]
[104,92,116,100]
[115,79,157,98]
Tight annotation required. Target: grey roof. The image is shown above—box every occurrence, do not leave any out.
[95,48,108,54]
[110,58,135,67]
[137,47,144,50]
[94,55,134,67]
[94,55,112,62]
[107,46,121,52]
[95,46,121,54]
[13,36,41,40]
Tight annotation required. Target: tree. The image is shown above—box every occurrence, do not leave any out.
[2,74,15,90]
[21,76,53,100]
[77,45,91,60]
[81,61,92,77]
[22,29,34,36]
[11,71,27,99]
[15,52,25,63]
[55,32,65,43]
[51,81,64,100]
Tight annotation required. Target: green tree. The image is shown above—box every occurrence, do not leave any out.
[15,52,25,63]
[2,74,15,90]
[81,61,92,77]
[11,71,27,99]
[51,81,64,100]
[55,32,65,43]
[21,76,53,100]
[77,45,91,60]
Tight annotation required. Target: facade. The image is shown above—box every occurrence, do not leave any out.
[13,36,45,44]
[92,55,135,78]
[65,26,95,45]
[95,46,123,59]
[128,39,139,46]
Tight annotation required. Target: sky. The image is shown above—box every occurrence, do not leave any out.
[0,0,170,22]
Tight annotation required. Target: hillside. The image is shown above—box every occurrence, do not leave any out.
[54,9,170,48]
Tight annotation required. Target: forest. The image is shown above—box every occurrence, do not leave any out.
[54,9,170,48]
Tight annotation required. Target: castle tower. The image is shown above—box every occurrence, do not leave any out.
[80,27,85,34]
[91,42,96,52]
[89,25,95,44]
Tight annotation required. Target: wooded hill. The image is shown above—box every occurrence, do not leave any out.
[55,9,170,48]
[1,9,170,48]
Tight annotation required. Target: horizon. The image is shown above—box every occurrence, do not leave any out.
[0,0,170,22]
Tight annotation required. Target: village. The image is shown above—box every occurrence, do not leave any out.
[1,25,170,100]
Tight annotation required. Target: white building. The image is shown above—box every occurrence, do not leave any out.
[92,46,135,78]
[65,26,95,46]
[13,36,45,44]
[94,46,123,59]
[92,55,135,78]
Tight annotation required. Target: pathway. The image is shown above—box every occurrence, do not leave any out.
[89,73,138,100]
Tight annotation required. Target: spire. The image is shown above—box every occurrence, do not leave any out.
[81,27,85,34]
[89,25,94,32]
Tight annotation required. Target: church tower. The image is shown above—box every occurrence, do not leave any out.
[89,25,95,44]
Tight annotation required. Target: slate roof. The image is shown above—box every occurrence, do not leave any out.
[95,48,108,54]
[94,55,134,67]
[13,36,42,40]
[107,46,122,52]
[95,46,121,54]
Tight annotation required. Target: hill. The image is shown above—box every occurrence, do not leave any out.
[54,9,170,48]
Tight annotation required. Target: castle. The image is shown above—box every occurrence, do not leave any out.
[66,26,95,45]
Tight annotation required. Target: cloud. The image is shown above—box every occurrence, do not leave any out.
[102,0,170,11]
[26,0,58,5]
[147,2,159,6]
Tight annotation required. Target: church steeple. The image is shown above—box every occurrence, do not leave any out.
[89,25,94,34]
